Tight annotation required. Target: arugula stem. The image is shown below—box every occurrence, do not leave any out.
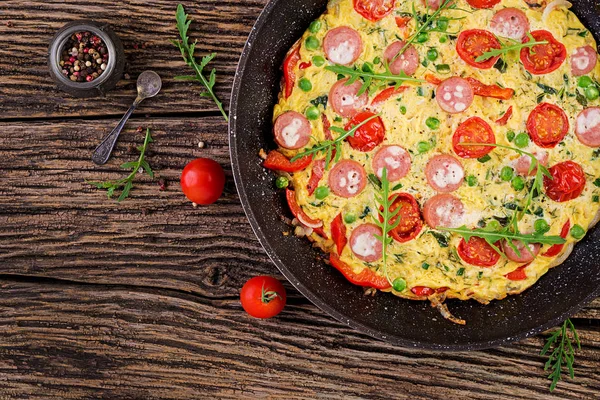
[475,37,549,63]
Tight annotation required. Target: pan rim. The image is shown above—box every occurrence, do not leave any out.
[228,0,600,351]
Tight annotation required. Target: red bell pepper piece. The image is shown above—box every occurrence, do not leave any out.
[543,220,570,257]
[283,41,301,99]
[505,263,530,281]
[331,213,347,255]
[262,150,311,173]
[285,189,323,227]
[371,86,408,108]
[495,106,513,126]
[329,253,391,289]
[411,286,448,297]
[465,77,514,100]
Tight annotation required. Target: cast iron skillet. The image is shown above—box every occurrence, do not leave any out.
[230,0,600,350]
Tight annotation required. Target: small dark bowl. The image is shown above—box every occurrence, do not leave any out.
[48,20,125,98]
[230,0,600,350]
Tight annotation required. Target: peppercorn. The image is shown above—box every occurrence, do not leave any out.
[59,30,109,83]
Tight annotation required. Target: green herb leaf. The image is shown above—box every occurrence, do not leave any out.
[428,230,449,247]
[325,65,424,91]
[475,33,548,63]
[541,319,580,391]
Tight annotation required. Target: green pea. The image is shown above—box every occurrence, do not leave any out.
[343,213,356,224]
[570,224,586,239]
[315,186,329,200]
[275,176,289,189]
[427,48,439,61]
[309,20,322,33]
[312,55,326,67]
[400,105,407,115]
[506,130,516,142]
[426,117,440,130]
[466,175,477,187]
[578,75,593,88]
[500,166,514,182]
[373,56,381,65]
[299,78,312,92]
[362,62,374,73]
[534,219,550,234]
[511,175,525,191]
[417,141,431,153]
[486,219,501,231]
[392,277,407,292]
[439,35,448,43]
[585,86,600,100]
[514,132,529,148]
[416,32,429,43]
[305,36,319,51]
[436,17,449,31]
[305,106,320,120]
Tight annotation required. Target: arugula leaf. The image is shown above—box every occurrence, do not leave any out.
[325,64,424,95]
[475,33,548,63]
[541,319,580,391]
[173,4,228,121]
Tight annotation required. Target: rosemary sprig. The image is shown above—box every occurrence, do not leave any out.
[325,65,424,96]
[172,4,228,121]
[88,128,155,202]
[475,33,549,63]
[290,113,381,168]
[373,168,401,285]
[541,319,580,391]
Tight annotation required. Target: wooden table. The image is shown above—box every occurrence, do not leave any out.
[0,1,598,398]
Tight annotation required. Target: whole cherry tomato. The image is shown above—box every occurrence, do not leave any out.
[180,158,225,205]
[240,276,287,319]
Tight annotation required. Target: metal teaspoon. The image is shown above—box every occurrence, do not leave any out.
[92,70,162,165]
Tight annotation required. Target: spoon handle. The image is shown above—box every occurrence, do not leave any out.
[92,100,140,165]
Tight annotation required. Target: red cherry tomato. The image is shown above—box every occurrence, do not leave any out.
[526,103,569,148]
[353,0,396,22]
[345,111,386,152]
[283,42,301,99]
[466,0,501,8]
[180,158,225,205]
[544,161,586,202]
[452,116,496,159]
[457,236,500,267]
[329,253,391,289]
[456,29,501,69]
[383,193,423,243]
[520,30,566,75]
[240,276,287,319]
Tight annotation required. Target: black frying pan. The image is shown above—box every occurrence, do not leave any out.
[229,0,600,350]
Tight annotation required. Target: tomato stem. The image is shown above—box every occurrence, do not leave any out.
[261,283,282,304]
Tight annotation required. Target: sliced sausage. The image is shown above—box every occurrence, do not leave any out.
[425,155,465,193]
[571,45,598,76]
[436,77,474,114]
[575,107,600,147]
[323,26,363,66]
[273,111,311,150]
[514,150,548,176]
[328,160,367,198]
[372,145,411,181]
[329,78,369,118]
[489,8,530,40]
[423,194,465,229]
[350,223,383,262]
[502,240,541,263]
[384,41,419,76]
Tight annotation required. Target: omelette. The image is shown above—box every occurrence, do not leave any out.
[262,0,600,322]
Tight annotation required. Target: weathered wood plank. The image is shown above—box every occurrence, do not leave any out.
[0,0,267,119]
[0,281,598,400]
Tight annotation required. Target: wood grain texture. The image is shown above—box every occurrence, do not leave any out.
[0,281,598,400]
[0,0,267,119]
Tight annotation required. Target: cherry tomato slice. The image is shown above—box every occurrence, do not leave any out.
[495,106,513,126]
[543,220,570,257]
[526,103,569,148]
[329,253,391,289]
[382,193,423,243]
[331,213,348,255]
[544,161,586,202]
[240,276,287,319]
[520,30,566,75]
[456,29,501,69]
[353,0,396,22]
[262,150,312,173]
[504,263,530,281]
[457,236,501,267]
[452,116,496,159]
[180,158,225,205]
[466,0,501,8]
[282,41,301,99]
[345,111,386,152]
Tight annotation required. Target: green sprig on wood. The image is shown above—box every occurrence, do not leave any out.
[541,319,580,391]
[172,4,228,121]
[88,128,154,202]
